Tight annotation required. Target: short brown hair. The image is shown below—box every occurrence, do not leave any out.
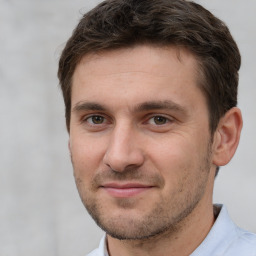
[58,0,241,133]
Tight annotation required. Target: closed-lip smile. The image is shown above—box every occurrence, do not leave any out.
[100,183,154,198]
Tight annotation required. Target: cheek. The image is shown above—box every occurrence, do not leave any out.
[149,135,196,168]
[69,134,107,180]
[147,134,206,184]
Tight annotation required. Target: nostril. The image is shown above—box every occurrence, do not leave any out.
[103,146,144,172]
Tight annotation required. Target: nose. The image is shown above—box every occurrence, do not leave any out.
[103,124,145,172]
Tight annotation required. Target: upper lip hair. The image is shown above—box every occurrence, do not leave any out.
[101,182,154,189]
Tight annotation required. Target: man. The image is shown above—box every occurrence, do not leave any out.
[58,0,256,255]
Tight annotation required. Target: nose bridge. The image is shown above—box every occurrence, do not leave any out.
[103,121,144,171]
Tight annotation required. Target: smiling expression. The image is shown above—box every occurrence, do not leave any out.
[69,45,216,240]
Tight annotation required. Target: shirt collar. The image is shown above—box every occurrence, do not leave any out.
[98,204,237,256]
[190,204,238,256]
[97,234,109,256]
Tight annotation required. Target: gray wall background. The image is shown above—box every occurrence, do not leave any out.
[1,0,255,255]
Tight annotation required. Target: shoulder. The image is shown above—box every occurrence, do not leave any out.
[217,206,256,255]
[226,227,256,255]
[191,205,256,256]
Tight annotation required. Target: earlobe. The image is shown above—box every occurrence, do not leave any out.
[212,107,243,167]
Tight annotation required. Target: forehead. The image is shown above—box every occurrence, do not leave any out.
[71,45,206,111]
[75,45,199,79]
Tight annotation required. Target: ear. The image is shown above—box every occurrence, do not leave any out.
[212,107,243,167]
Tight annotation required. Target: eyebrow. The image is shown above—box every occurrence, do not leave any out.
[72,100,187,115]
[72,101,107,112]
[134,100,187,114]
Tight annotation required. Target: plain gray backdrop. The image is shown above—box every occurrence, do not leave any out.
[1,0,255,255]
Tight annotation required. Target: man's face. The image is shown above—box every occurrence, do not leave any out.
[69,45,216,240]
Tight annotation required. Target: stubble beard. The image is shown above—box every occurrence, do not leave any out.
[73,143,212,241]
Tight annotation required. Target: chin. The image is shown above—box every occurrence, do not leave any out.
[85,201,178,241]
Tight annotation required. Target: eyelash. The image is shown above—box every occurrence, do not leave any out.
[146,115,170,125]
[81,114,173,128]
[82,114,109,126]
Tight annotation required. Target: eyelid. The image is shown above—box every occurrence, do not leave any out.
[87,116,106,124]
[148,116,169,125]
[144,114,174,124]
[81,113,110,125]
[79,112,174,127]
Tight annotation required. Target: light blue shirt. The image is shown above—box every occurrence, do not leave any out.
[87,205,256,256]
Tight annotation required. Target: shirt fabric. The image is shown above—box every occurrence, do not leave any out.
[86,205,256,256]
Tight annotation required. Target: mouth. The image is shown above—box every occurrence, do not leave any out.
[100,183,155,198]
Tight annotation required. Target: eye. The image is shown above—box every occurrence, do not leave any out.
[148,116,169,125]
[86,115,106,125]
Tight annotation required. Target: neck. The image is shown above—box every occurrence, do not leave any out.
[107,198,215,256]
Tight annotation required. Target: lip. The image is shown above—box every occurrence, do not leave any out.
[100,183,154,198]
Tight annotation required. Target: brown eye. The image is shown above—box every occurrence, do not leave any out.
[153,116,167,125]
[147,116,169,125]
[87,116,105,124]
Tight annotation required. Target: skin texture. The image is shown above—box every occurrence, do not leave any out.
[69,45,242,256]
